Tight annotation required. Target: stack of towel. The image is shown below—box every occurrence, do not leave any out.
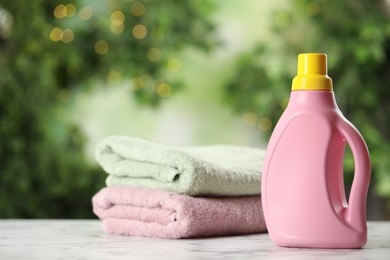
[92,136,267,238]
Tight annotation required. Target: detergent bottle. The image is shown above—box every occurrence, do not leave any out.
[261,53,371,248]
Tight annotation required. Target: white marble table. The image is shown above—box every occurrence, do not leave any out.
[0,220,389,259]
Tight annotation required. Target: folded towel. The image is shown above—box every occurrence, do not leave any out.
[92,187,266,238]
[95,136,265,196]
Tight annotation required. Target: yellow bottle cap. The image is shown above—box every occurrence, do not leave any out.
[292,53,333,91]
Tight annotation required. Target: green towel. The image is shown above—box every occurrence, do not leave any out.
[95,136,265,196]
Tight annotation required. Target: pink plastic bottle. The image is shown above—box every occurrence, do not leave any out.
[262,53,371,248]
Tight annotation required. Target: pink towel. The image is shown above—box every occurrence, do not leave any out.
[92,187,267,238]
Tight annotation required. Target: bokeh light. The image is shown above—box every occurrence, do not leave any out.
[131,2,145,17]
[110,10,125,33]
[62,29,74,43]
[167,58,181,72]
[147,48,162,62]
[53,5,66,19]
[131,77,144,90]
[156,83,171,97]
[49,27,63,42]
[65,4,76,17]
[79,6,93,20]
[111,23,125,34]
[107,70,122,84]
[111,10,125,25]
[258,117,272,132]
[132,24,147,39]
[53,4,77,18]
[306,3,320,16]
[242,112,257,127]
[94,40,109,55]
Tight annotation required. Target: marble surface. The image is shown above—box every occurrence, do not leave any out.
[0,220,389,259]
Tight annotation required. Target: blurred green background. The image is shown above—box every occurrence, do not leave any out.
[0,0,389,219]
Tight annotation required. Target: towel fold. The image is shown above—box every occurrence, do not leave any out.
[92,187,266,238]
[95,136,265,196]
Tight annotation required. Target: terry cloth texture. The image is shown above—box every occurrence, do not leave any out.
[95,136,265,196]
[92,187,267,239]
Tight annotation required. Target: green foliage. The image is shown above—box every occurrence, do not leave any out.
[0,0,103,218]
[225,0,390,199]
[0,0,215,218]
[51,0,216,105]
[4,0,387,218]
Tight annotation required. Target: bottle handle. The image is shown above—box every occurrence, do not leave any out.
[337,119,371,232]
